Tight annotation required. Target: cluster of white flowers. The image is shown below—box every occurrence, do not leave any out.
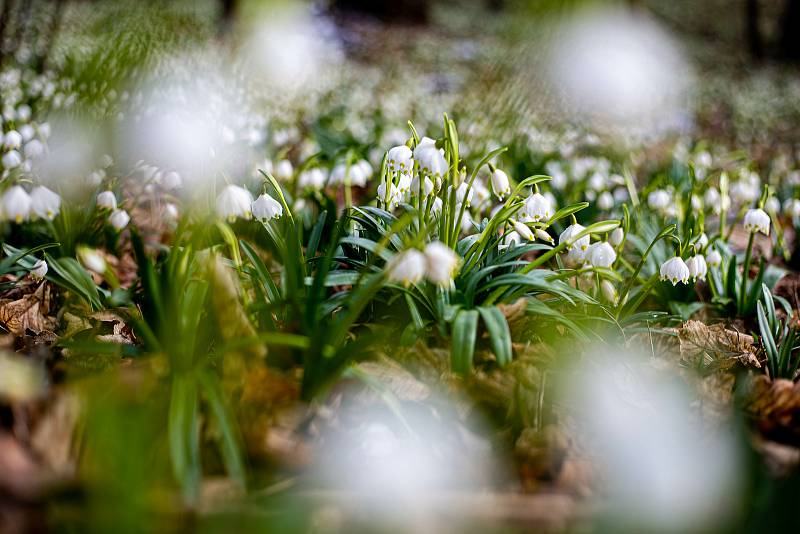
[216,184,283,222]
[557,223,618,269]
[386,241,459,287]
[0,185,61,223]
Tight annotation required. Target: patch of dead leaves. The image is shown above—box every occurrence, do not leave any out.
[677,320,761,371]
[0,283,57,337]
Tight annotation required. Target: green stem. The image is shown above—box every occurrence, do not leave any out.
[739,231,755,315]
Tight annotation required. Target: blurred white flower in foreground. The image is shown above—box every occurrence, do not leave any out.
[547,7,692,137]
[563,348,742,531]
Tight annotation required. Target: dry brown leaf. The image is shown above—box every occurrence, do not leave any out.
[677,320,760,371]
[744,375,800,443]
[0,286,56,337]
[30,391,81,476]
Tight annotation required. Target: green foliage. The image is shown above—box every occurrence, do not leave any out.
[756,284,800,380]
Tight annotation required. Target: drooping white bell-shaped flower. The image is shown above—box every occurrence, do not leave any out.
[660,256,690,285]
[2,186,31,223]
[706,249,722,268]
[490,168,511,200]
[430,197,443,216]
[784,198,800,218]
[414,138,448,179]
[162,171,182,190]
[696,233,709,249]
[30,259,48,279]
[522,193,552,222]
[585,242,616,268]
[2,149,22,169]
[23,140,44,159]
[535,228,554,244]
[377,182,402,209]
[559,223,589,253]
[298,168,326,190]
[252,193,283,221]
[386,249,427,287]
[455,182,473,206]
[409,174,432,197]
[216,185,253,220]
[78,246,106,273]
[2,130,22,149]
[765,197,780,214]
[502,230,521,249]
[597,191,614,210]
[274,159,294,182]
[647,189,671,210]
[30,185,61,220]
[96,191,117,210]
[514,220,534,241]
[743,208,770,235]
[109,209,130,230]
[387,145,413,175]
[685,254,707,281]
[424,241,459,285]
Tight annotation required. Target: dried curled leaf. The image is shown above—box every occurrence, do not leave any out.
[0,283,56,336]
[677,320,760,371]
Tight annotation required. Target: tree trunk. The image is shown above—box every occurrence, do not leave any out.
[780,0,800,62]
[746,0,763,60]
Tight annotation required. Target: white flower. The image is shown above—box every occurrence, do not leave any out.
[559,224,589,252]
[2,186,31,223]
[162,171,182,190]
[109,209,130,230]
[30,186,61,220]
[165,203,179,219]
[386,249,427,286]
[23,140,44,159]
[19,124,35,142]
[784,198,800,218]
[597,191,614,210]
[765,197,780,214]
[600,280,618,305]
[609,227,624,247]
[414,138,447,178]
[96,191,117,210]
[514,220,534,241]
[660,257,690,285]
[78,247,106,273]
[409,174,433,197]
[696,233,709,249]
[377,182,402,209]
[691,194,703,212]
[522,193,552,222]
[743,208,770,235]
[216,185,253,220]
[2,149,22,169]
[252,193,283,221]
[490,169,511,200]
[502,230,521,249]
[298,168,326,190]
[430,197,443,216]
[647,189,671,210]
[455,182,473,206]
[30,259,48,279]
[706,249,722,268]
[424,241,459,285]
[274,159,294,181]
[459,207,475,233]
[685,254,707,281]
[387,145,413,174]
[585,242,616,268]
[2,130,22,149]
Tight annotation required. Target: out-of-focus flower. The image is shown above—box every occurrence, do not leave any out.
[274,159,294,181]
[386,249,427,286]
[647,189,671,210]
[2,186,31,223]
[109,209,130,230]
[455,182,473,206]
[660,256,690,285]
[706,249,722,268]
[298,168,326,190]
[601,279,618,304]
[2,150,22,169]
[424,241,459,285]
[609,227,624,247]
[597,191,614,210]
[78,246,107,273]
[216,184,254,220]
[30,186,61,220]
[96,191,117,210]
[2,130,22,149]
